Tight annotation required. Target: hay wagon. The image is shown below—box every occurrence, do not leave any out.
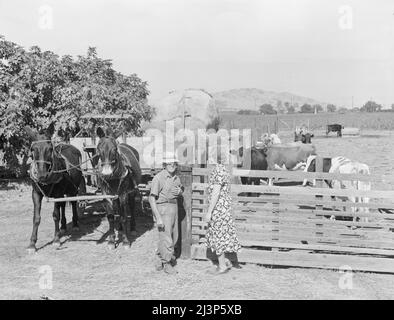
[176,158,394,273]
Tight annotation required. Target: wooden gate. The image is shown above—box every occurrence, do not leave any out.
[188,162,394,273]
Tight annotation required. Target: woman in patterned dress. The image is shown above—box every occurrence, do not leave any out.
[205,162,241,274]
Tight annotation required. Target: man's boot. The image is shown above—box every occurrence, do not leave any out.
[164,262,178,275]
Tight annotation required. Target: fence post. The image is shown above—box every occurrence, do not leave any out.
[315,156,324,239]
[178,165,193,259]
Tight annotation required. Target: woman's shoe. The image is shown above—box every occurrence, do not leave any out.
[215,266,230,275]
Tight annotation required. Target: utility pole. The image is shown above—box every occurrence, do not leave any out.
[180,95,192,130]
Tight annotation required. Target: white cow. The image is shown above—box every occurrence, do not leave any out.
[303,155,371,222]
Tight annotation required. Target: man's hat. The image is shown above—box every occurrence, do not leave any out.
[162,151,179,164]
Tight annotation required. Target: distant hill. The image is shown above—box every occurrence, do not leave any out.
[212,88,331,113]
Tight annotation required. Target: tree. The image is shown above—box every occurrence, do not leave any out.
[276,100,285,114]
[338,107,348,114]
[360,100,382,112]
[286,105,295,114]
[283,102,294,114]
[327,104,337,113]
[391,104,394,111]
[313,104,323,113]
[0,36,154,176]
[300,104,313,113]
[259,103,276,115]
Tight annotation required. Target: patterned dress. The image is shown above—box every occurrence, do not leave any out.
[205,164,241,255]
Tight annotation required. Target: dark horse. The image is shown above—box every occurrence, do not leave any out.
[27,129,85,253]
[96,127,141,249]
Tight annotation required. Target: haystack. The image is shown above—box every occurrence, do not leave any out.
[142,88,219,132]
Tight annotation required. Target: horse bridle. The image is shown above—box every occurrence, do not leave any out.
[30,140,62,181]
[97,138,121,169]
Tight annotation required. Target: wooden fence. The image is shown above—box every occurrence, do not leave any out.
[185,160,394,273]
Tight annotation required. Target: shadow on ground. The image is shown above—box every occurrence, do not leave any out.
[37,200,155,250]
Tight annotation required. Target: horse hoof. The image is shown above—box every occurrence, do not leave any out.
[26,246,36,255]
[52,241,61,248]
[123,243,131,249]
[59,229,67,236]
[108,243,116,250]
[130,230,137,237]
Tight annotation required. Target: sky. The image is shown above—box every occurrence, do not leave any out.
[1,0,394,107]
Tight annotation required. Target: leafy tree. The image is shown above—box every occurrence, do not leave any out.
[313,104,323,113]
[0,36,153,176]
[259,103,276,115]
[300,104,313,113]
[276,100,285,114]
[286,105,295,114]
[360,100,382,112]
[327,104,337,113]
[391,104,394,111]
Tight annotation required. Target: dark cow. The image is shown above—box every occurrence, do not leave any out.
[27,128,85,253]
[326,124,344,137]
[235,146,267,185]
[294,132,314,144]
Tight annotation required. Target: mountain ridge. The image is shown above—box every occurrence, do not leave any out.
[212,88,332,112]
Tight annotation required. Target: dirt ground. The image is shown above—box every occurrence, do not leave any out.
[1,130,394,300]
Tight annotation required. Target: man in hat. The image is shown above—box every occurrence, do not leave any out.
[149,152,184,274]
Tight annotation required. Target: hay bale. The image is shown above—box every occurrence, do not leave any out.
[342,127,360,136]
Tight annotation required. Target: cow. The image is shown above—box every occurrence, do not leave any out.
[303,155,371,222]
[294,126,314,144]
[232,146,267,186]
[326,124,344,137]
[233,142,316,186]
[266,143,317,172]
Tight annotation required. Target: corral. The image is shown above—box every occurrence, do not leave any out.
[1,130,394,299]
[189,164,394,273]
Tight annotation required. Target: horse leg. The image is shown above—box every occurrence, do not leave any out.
[112,198,122,248]
[107,213,116,250]
[103,199,116,249]
[71,201,79,231]
[52,202,62,247]
[60,202,67,235]
[128,192,137,237]
[120,196,131,248]
[27,189,43,253]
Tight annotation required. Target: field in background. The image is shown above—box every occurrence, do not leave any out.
[220,112,394,135]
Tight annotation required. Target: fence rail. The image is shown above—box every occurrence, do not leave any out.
[189,161,394,273]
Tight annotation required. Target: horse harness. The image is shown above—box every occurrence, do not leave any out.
[29,140,85,199]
